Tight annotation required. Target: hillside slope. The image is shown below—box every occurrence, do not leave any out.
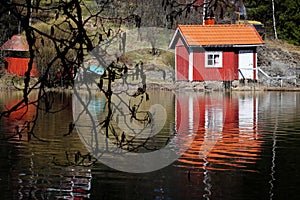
[257,39,300,87]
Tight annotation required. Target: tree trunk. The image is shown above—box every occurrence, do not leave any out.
[272,0,278,39]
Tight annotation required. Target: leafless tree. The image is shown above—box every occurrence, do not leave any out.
[0,0,172,165]
[0,0,242,166]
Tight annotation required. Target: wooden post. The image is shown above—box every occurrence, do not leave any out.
[223,81,232,90]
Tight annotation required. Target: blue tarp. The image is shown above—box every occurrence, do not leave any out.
[88,65,105,75]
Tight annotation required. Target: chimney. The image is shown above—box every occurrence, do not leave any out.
[204,17,215,25]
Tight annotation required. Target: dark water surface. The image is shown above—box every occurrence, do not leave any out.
[1,90,300,200]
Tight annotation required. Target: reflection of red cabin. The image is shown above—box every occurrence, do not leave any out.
[1,35,38,76]
[175,93,260,170]
[1,92,37,141]
[169,24,265,81]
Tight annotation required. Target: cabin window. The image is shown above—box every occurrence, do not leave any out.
[205,51,222,68]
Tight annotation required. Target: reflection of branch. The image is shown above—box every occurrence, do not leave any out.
[80,59,160,152]
[52,151,97,167]
[128,95,151,126]
[0,121,49,142]
[63,122,75,136]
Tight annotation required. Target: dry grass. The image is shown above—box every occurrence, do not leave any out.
[119,48,174,69]
[265,39,300,55]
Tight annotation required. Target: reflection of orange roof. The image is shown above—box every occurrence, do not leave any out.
[1,35,29,51]
[170,24,265,47]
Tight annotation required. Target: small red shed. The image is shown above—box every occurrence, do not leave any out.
[169,24,265,81]
[1,34,38,77]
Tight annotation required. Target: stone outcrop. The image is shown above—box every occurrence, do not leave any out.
[257,39,300,87]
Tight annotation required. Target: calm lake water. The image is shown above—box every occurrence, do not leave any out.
[1,90,300,200]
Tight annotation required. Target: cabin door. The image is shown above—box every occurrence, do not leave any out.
[239,50,254,80]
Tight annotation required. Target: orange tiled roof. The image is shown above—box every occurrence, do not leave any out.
[175,24,265,46]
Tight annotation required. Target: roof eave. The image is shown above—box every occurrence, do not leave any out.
[232,44,265,47]
[168,28,179,49]
[189,44,265,48]
[191,44,234,48]
[168,27,190,49]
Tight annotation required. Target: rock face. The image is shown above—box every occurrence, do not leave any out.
[257,39,300,87]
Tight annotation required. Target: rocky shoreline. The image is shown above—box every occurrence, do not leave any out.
[0,73,39,91]
[1,73,300,93]
[145,81,300,92]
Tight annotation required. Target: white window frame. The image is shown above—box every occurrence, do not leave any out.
[205,51,222,68]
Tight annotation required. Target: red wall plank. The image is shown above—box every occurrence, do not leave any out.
[176,45,189,81]
[193,52,205,81]
[192,51,238,81]
[5,57,39,77]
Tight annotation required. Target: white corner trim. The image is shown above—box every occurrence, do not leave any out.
[175,46,178,81]
[233,44,264,47]
[189,96,194,132]
[189,51,193,81]
[168,29,179,49]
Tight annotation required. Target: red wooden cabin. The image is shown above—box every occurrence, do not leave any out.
[169,24,265,81]
[1,35,38,77]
